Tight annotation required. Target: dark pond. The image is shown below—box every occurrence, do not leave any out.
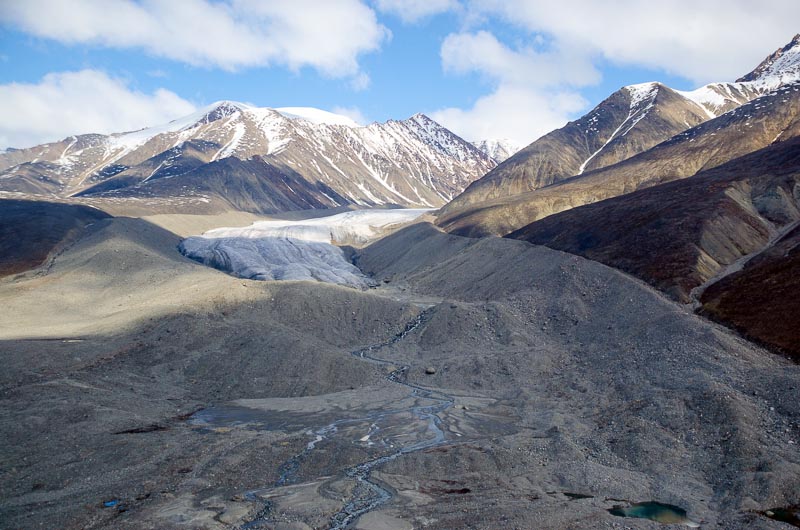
[608,501,699,527]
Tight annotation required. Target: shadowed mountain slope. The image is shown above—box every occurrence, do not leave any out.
[700,225,800,362]
[0,199,111,277]
[508,136,800,300]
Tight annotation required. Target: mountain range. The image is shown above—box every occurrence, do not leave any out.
[2,31,800,530]
[438,34,800,236]
[0,105,496,214]
[457,34,800,360]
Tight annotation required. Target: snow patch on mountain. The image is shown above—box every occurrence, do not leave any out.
[676,85,732,118]
[472,139,521,162]
[276,107,360,127]
[678,37,800,119]
[737,34,800,89]
[577,83,658,175]
[626,82,659,109]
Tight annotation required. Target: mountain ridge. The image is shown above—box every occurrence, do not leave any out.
[0,104,495,213]
[438,35,800,236]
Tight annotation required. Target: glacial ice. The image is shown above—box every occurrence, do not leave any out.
[179,208,431,288]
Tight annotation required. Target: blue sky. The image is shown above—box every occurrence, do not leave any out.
[1,0,798,149]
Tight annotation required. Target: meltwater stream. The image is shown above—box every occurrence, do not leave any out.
[219,309,455,529]
[328,310,454,529]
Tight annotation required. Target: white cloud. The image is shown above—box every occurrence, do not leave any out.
[433,31,594,145]
[332,106,370,125]
[468,0,800,84]
[374,0,459,22]
[433,2,800,145]
[432,85,585,147]
[1,0,388,81]
[350,72,372,91]
[0,70,196,149]
[441,31,599,87]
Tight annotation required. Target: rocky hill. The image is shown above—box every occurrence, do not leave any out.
[700,224,800,362]
[508,136,800,302]
[0,199,110,277]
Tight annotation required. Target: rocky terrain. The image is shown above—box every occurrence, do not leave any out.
[700,225,800,362]
[508,136,800,302]
[438,35,800,237]
[1,202,799,529]
[439,81,800,237]
[0,105,495,213]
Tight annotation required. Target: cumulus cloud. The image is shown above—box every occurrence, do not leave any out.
[441,31,599,87]
[432,85,586,147]
[374,0,459,23]
[0,70,196,149]
[469,0,800,84]
[433,2,800,145]
[433,31,594,146]
[0,0,388,80]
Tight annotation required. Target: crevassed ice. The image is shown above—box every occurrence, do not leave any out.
[180,208,431,288]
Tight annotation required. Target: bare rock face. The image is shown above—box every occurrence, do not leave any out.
[0,106,495,214]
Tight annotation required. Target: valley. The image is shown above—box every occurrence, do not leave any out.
[1,27,799,530]
[1,206,799,529]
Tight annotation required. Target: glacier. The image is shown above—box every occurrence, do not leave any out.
[179,208,431,288]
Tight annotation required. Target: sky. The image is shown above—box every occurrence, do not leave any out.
[0,0,798,150]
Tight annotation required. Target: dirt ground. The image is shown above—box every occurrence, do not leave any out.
[1,215,798,529]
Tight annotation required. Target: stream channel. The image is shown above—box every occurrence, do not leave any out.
[192,309,456,529]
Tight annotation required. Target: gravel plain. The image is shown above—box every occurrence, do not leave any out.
[1,214,798,529]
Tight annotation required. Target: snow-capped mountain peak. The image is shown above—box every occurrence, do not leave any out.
[472,139,520,163]
[200,101,251,124]
[625,82,659,107]
[737,34,800,88]
[673,35,800,119]
[408,112,435,124]
[0,101,495,211]
[275,107,360,127]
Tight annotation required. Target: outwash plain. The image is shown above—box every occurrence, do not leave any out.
[1,203,798,529]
